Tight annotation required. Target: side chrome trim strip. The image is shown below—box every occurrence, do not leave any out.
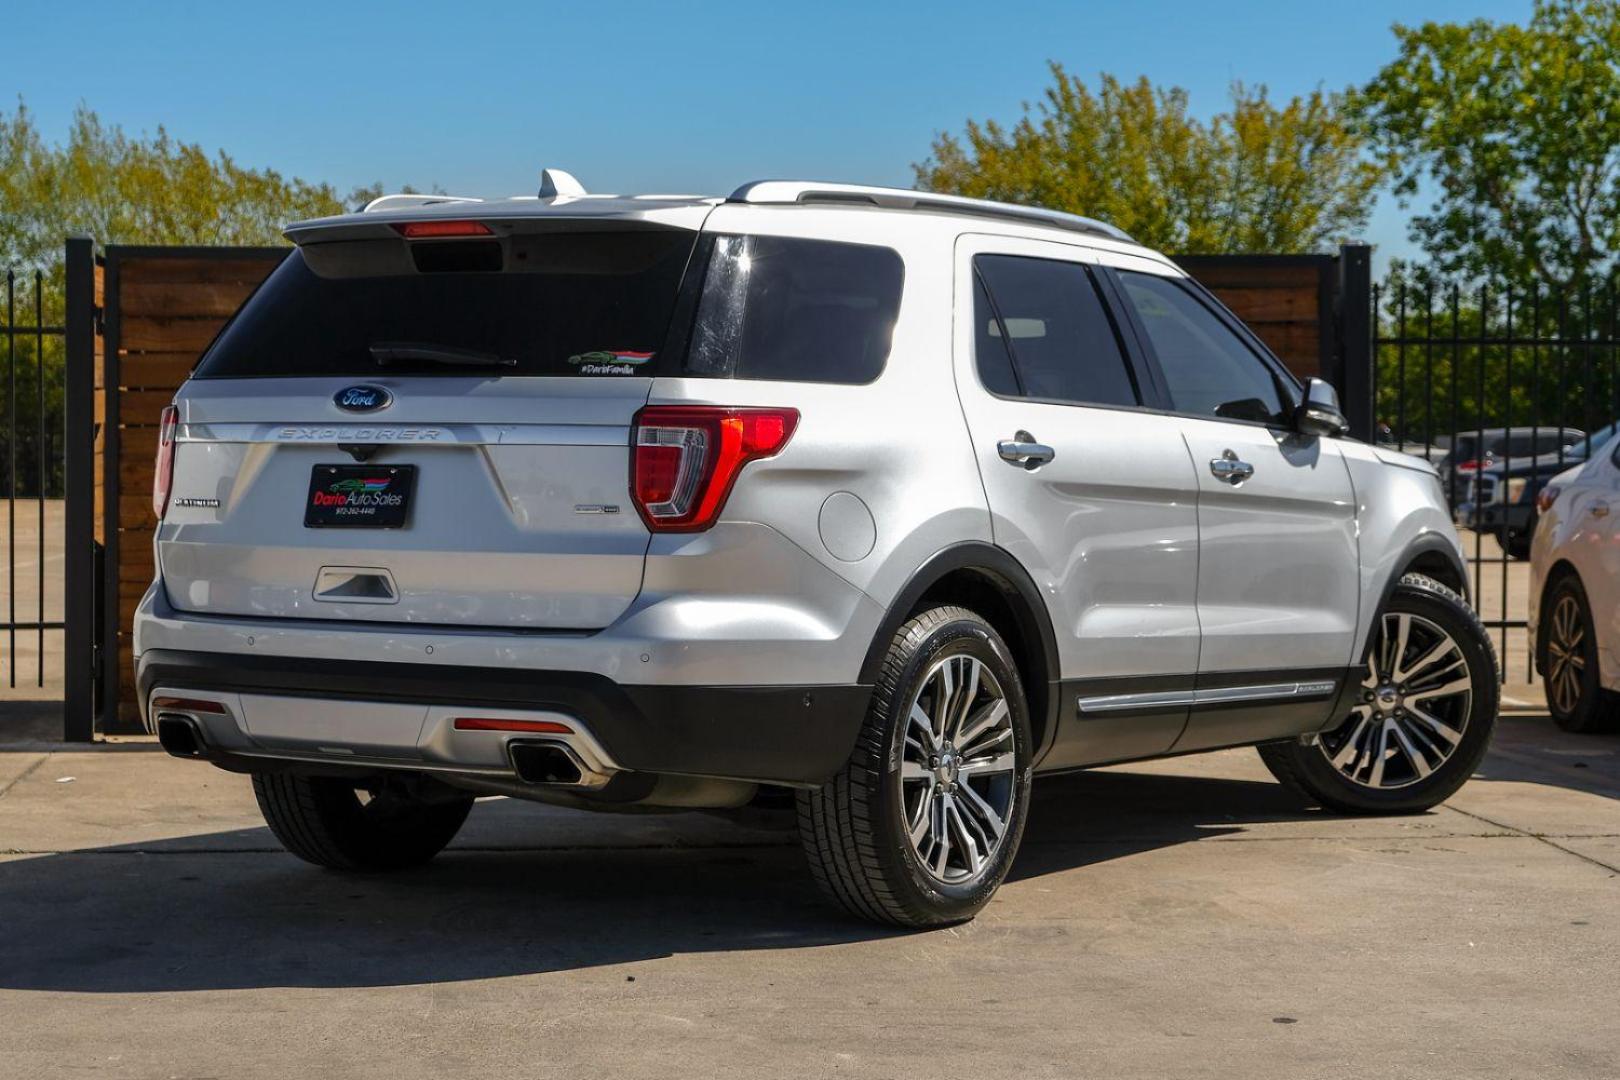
[1077,679,1339,715]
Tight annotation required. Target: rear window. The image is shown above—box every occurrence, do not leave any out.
[193,228,698,378]
[684,234,904,384]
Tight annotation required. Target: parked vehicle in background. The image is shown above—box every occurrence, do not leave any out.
[1531,432,1620,732]
[1456,421,1619,559]
[132,174,1500,927]
[1435,427,1584,506]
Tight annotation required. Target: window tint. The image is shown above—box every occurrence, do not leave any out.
[972,273,1021,396]
[1117,271,1291,425]
[686,234,903,384]
[973,255,1139,407]
[195,230,697,378]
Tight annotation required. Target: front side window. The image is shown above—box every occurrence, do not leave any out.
[685,234,904,385]
[973,254,1139,408]
[1117,271,1292,426]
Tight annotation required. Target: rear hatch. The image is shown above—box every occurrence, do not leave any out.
[159,217,704,629]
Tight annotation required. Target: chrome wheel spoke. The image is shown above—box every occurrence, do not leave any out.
[899,651,1016,885]
[1387,719,1433,779]
[1322,611,1473,790]
[1397,637,1461,685]
[956,698,1008,754]
[956,779,1008,844]
[958,751,1015,777]
[1405,676,1472,704]
[1406,703,1463,746]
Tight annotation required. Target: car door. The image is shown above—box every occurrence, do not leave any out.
[1104,263,1361,751]
[953,235,1202,768]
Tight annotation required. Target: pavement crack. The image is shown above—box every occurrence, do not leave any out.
[1444,802,1620,876]
[0,752,50,801]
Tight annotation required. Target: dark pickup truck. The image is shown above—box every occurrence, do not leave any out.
[1455,420,1619,558]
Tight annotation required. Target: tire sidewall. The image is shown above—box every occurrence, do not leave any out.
[878,613,1033,919]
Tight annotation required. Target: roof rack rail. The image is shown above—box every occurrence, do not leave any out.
[360,193,484,213]
[728,181,1135,244]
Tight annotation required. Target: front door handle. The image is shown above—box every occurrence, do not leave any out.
[1210,449,1255,484]
[997,431,1055,470]
[1592,500,1611,519]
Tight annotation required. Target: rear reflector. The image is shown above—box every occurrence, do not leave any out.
[392,220,493,239]
[452,717,574,734]
[153,404,178,520]
[630,406,799,532]
[150,696,228,715]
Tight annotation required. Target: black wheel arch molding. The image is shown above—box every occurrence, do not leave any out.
[1383,532,1471,613]
[858,541,1063,765]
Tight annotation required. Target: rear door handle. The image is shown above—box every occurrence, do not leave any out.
[997,431,1055,470]
[1209,449,1255,484]
[1592,500,1611,518]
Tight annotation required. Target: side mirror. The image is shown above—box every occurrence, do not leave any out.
[1295,378,1349,438]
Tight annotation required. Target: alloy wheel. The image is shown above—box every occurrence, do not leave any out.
[1320,612,1474,789]
[1545,593,1588,716]
[900,654,1018,884]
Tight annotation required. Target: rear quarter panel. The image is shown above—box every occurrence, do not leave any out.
[649,205,991,616]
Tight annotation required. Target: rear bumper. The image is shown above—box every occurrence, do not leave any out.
[137,648,869,787]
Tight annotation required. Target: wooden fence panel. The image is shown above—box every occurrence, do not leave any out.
[102,247,285,727]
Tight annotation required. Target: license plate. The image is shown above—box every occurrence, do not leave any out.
[304,465,416,528]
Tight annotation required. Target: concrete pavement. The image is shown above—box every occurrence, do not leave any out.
[1,714,1616,1079]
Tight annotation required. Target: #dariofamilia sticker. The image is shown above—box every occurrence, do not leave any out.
[568,349,654,375]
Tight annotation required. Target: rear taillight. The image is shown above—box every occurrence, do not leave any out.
[630,406,799,532]
[153,404,178,520]
[1536,484,1563,513]
[1455,459,1481,472]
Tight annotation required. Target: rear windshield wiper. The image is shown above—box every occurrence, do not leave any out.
[369,342,517,368]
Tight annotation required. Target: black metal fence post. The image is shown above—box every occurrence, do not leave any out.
[63,236,96,742]
[1337,242,1374,441]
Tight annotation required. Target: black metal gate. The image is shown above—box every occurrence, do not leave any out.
[1372,277,1619,684]
[0,259,69,689]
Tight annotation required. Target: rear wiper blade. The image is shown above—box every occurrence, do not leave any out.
[369,342,517,368]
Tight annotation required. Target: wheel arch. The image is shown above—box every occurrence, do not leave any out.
[1395,534,1469,603]
[860,543,1062,764]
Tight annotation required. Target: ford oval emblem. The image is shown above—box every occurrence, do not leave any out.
[334,385,392,412]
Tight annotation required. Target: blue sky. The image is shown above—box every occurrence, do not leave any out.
[13,0,1532,266]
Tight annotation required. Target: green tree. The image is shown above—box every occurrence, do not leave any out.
[0,101,399,497]
[0,100,390,272]
[914,65,1382,254]
[1356,0,1620,292]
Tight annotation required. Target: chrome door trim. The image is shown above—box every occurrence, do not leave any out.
[1077,679,1338,715]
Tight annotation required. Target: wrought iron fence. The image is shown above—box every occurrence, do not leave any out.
[1,266,67,688]
[1372,278,1620,683]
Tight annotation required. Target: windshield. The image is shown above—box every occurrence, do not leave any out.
[193,228,698,378]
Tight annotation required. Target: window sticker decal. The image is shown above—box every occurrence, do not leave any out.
[567,349,654,375]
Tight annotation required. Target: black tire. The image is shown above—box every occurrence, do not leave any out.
[1259,573,1499,814]
[253,772,474,871]
[1503,523,1533,561]
[797,605,1033,927]
[1539,573,1620,733]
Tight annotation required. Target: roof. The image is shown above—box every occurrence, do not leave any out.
[283,174,1135,248]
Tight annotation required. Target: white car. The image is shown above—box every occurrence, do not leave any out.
[1531,436,1620,731]
[135,174,1500,926]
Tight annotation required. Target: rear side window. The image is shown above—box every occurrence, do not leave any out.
[194,228,697,378]
[685,234,903,384]
[972,254,1139,407]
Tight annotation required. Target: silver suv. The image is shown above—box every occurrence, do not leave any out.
[134,176,1499,927]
